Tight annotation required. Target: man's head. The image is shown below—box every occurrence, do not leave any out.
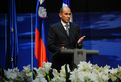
[59,6,71,24]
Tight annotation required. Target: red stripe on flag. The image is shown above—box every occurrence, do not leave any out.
[35,28,48,68]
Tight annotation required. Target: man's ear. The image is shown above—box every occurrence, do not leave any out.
[59,13,62,18]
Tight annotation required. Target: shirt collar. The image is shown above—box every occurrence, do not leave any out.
[61,20,70,28]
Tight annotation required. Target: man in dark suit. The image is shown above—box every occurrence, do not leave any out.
[47,6,85,71]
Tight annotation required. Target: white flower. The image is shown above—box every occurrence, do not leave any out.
[103,65,110,74]
[118,65,121,71]
[51,76,66,82]
[60,64,70,75]
[22,64,31,72]
[33,67,48,82]
[51,64,70,82]
[77,61,93,72]
[84,72,98,82]
[52,69,59,77]
[3,62,121,82]
[34,67,45,77]
[69,69,78,82]
[109,68,119,81]
[42,62,52,73]
[4,67,20,80]
[93,65,109,76]
[33,72,47,82]
[109,73,117,81]
[69,68,98,82]
[35,62,51,77]
[109,68,118,74]
[97,72,109,81]
[33,62,52,82]
[117,65,121,80]
[92,65,110,81]
[43,62,52,68]
[21,65,32,79]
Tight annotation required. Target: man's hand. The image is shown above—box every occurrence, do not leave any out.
[61,47,67,49]
[77,35,86,44]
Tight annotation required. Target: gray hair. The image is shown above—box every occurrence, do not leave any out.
[59,7,64,13]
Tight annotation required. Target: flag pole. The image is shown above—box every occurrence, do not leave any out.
[31,13,33,81]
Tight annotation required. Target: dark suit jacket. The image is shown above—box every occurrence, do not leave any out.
[47,22,83,71]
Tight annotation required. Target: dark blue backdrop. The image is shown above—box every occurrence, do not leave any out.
[0,11,121,71]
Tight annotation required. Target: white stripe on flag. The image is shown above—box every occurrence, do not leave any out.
[62,3,68,7]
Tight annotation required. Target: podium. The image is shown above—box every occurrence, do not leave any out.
[74,49,99,65]
[53,48,99,65]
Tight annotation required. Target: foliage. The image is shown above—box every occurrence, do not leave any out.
[0,61,121,82]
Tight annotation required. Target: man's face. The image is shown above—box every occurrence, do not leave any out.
[59,7,71,24]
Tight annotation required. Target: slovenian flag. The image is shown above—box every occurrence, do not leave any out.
[35,0,48,68]
[62,0,73,22]
[62,0,70,8]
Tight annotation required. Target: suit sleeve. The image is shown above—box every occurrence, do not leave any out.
[47,26,60,53]
[76,25,83,49]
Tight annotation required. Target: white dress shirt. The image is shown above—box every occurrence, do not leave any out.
[61,21,70,30]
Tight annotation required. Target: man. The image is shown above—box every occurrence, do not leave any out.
[47,6,85,71]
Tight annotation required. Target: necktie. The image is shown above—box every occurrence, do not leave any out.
[65,24,69,36]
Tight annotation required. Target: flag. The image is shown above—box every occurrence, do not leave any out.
[6,0,19,69]
[35,0,48,68]
[62,0,73,22]
[62,0,70,8]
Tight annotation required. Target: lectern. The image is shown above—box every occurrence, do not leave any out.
[53,49,74,59]
[74,49,99,65]
[53,48,99,65]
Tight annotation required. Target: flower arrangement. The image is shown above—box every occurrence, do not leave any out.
[0,61,121,82]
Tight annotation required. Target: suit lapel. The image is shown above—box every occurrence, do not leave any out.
[69,22,74,38]
[57,22,69,37]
